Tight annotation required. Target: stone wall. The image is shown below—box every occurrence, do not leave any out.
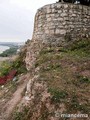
[33,3,90,44]
[25,3,90,70]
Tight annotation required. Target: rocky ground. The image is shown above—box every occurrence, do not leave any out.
[0,73,30,120]
[0,38,90,120]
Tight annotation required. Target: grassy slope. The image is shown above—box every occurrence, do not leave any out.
[35,38,90,114]
[11,38,90,120]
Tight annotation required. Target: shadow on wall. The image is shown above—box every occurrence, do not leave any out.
[58,0,90,6]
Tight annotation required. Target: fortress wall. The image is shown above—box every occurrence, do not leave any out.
[32,3,90,42]
[25,3,90,70]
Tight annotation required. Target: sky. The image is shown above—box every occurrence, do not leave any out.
[0,0,56,42]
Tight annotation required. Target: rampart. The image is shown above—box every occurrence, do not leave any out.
[32,3,90,44]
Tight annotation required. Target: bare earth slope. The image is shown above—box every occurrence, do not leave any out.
[6,38,90,120]
[0,73,30,120]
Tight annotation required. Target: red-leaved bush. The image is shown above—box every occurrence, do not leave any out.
[0,70,17,85]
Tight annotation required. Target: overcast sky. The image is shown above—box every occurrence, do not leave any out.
[0,0,56,42]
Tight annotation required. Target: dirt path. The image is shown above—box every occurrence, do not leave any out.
[0,74,30,120]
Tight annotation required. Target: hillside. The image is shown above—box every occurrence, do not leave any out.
[0,2,90,120]
[0,38,89,120]
[8,38,89,120]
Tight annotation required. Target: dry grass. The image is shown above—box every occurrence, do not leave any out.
[36,38,90,114]
[11,38,90,120]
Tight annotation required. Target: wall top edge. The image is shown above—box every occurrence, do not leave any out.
[37,2,90,12]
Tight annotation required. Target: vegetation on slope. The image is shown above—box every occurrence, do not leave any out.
[0,46,18,57]
[35,38,90,117]
[0,45,27,77]
[11,38,90,120]
[0,57,27,78]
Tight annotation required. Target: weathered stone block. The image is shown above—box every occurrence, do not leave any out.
[47,17,52,21]
[60,13,67,17]
[57,17,64,21]
[59,29,66,34]
[52,8,58,13]
[45,30,50,34]
[47,8,52,13]
[49,29,55,34]
[64,4,68,9]
[55,29,60,34]
[58,10,62,13]
[46,14,50,18]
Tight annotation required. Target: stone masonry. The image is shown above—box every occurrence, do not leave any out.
[33,3,90,43]
[25,3,90,70]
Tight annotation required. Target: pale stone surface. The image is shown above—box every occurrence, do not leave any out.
[49,29,55,34]
[47,17,52,21]
[47,8,52,13]
[26,3,90,70]
[45,30,50,34]
[58,10,62,13]
[55,29,60,34]
[60,13,67,17]
[59,29,66,34]
[64,4,68,8]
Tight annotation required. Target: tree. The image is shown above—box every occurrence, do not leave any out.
[58,0,90,6]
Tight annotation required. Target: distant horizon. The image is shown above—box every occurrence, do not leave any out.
[0,41,25,43]
[0,38,29,43]
[0,38,30,43]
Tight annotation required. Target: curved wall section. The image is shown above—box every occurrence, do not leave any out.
[33,3,90,42]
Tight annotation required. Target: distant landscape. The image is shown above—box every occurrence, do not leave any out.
[0,42,24,47]
[0,42,24,57]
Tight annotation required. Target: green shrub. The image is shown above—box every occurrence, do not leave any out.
[76,75,90,84]
[0,47,18,57]
[68,39,90,51]
[48,88,68,103]
[12,57,27,74]
[67,95,89,113]
[0,61,12,76]
[41,63,61,72]
[70,95,79,110]
[79,76,90,83]
[13,112,23,120]
[40,48,54,55]
[12,106,30,120]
